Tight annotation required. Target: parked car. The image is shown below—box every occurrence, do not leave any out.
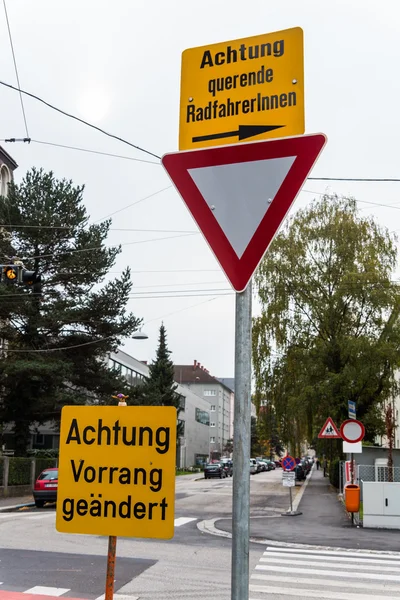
[204,463,226,479]
[300,458,312,475]
[295,463,306,481]
[33,467,58,508]
[274,460,282,468]
[255,459,265,473]
[264,459,276,470]
[250,459,257,474]
[258,460,268,471]
[221,459,233,477]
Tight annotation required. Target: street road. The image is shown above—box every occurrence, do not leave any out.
[0,470,288,599]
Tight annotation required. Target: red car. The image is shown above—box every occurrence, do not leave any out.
[33,467,58,508]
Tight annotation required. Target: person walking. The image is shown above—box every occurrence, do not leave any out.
[316,458,320,470]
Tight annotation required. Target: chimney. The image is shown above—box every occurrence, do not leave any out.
[193,359,197,370]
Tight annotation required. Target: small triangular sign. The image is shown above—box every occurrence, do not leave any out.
[162,133,327,291]
[318,417,341,439]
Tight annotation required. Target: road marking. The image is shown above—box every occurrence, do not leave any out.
[249,584,400,600]
[95,595,139,600]
[174,517,197,527]
[24,586,71,596]
[266,545,400,559]
[256,564,400,582]
[263,550,400,566]
[252,573,400,593]
[260,555,399,572]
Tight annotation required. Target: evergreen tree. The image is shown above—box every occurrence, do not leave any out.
[139,323,180,409]
[0,168,141,455]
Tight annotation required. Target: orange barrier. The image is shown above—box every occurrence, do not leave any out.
[345,484,360,513]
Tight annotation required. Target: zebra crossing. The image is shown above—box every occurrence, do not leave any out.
[0,510,197,528]
[250,545,400,599]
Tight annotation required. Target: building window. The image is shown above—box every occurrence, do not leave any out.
[210,405,216,411]
[179,396,186,411]
[0,165,11,197]
[204,390,216,396]
[210,437,215,443]
[210,422,215,427]
[178,419,185,436]
[195,408,210,426]
[34,433,44,446]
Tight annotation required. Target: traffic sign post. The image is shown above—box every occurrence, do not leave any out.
[281,459,301,517]
[179,27,304,150]
[168,26,325,600]
[56,404,177,600]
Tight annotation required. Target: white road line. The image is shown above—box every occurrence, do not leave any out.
[263,550,400,566]
[256,564,400,582]
[266,546,400,560]
[259,556,399,572]
[249,584,400,600]
[174,517,197,527]
[24,586,71,596]
[251,573,400,594]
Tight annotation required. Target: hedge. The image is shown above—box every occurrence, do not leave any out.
[34,457,57,479]
[8,457,32,485]
[329,458,340,489]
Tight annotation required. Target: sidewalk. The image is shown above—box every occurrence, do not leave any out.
[214,467,400,551]
[0,494,34,511]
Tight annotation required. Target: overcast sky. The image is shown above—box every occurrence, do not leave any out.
[1,0,399,378]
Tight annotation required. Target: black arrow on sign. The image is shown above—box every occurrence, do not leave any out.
[192,124,284,144]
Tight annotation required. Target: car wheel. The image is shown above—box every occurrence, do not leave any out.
[35,500,45,508]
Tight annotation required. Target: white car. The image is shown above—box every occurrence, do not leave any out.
[250,459,257,474]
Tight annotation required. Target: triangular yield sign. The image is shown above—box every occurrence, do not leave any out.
[162,133,327,291]
[318,417,341,439]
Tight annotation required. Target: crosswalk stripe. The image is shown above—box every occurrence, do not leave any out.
[24,586,70,596]
[266,545,400,560]
[256,564,400,582]
[251,573,400,593]
[249,583,400,600]
[259,555,399,572]
[262,551,400,568]
[174,517,197,527]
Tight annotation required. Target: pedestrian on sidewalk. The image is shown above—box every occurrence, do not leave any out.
[316,458,320,470]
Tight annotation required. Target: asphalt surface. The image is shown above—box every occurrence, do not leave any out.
[216,468,400,552]
[0,548,155,599]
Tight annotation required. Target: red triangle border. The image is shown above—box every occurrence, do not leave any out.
[162,133,327,292]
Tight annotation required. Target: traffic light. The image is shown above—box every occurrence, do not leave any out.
[21,270,42,295]
[1,265,21,283]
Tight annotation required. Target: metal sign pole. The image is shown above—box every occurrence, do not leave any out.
[231,283,252,600]
[105,394,128,600]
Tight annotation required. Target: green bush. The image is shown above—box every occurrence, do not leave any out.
[35,458,57,479]
[8,457,32,485]
[329,458,340,489]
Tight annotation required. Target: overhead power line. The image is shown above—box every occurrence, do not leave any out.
[0,80,160,160]
[2,1,29,138]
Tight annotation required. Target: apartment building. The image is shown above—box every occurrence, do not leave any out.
[174,360,233,459]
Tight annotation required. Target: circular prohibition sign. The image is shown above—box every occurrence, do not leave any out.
[340,419,365,444]
[282,455,296,472]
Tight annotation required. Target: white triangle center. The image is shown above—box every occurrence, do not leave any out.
[188,155,296,258]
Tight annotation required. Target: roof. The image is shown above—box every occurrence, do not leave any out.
[217,377,234,392]
[0,146,18,170]
[174,361,233,393]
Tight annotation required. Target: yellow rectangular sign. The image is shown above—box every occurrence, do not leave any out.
[56,406,176,539]
[179,27,304,150]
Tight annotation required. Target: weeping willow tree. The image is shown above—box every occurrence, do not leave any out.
[252,194,400,455]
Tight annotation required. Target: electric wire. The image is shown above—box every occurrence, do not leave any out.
[0,80,160,159]
[2,1,29,138]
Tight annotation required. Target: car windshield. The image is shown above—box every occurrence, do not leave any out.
[206,464,219,467]
[38,470,58,480]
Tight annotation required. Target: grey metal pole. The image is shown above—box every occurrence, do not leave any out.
[231,282,252,600]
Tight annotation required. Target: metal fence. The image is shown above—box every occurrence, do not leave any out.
[358,464,400,483]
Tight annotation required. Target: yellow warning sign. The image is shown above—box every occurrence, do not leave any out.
[56,406,176,539]
[179,27,304,150]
